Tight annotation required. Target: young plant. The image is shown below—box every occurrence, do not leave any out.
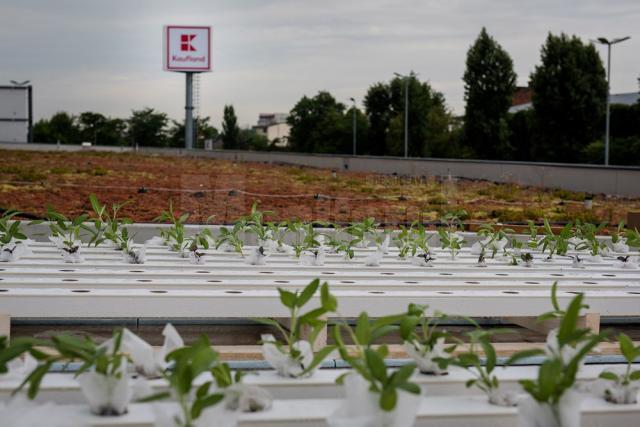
[436,329,517,406]
[119,228,146,264]
[215,221,245,255]
[611,221,626,245]
[0,210,28,261]
[399,304,457,375]
[254,279,338,377]
[154,200,189,252]
[333,312,421,412]
[477,223,514,258]
[394,224,413,258]
[509,283,606,425]
[286,220,323,257]
[17,330,133,415]
[577,221,608,257]
[437,228,465,260]
[184,227,213,263]
[406,222,433,258]
[142,335,229,427]
[85,194,132,248]
[537,219,573,261]
[242,202,274,244]
[345,217,378,247]
[598,333,640,404]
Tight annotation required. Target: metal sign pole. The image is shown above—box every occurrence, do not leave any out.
[185,72,194,150]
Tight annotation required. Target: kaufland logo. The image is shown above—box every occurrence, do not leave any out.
[180,34,196,51]
[172,33,205,63]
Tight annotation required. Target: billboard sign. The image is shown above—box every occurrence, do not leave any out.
[163,26,211,72]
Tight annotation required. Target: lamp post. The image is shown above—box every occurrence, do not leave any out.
[349,97,357,156]
[394,72,411,158]
[594,36,631,166]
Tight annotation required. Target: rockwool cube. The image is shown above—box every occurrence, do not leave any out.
[163,26,211,72]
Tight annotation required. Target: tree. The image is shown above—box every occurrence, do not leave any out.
[127,108,169,147]
[287,91,354,154]
[78,112,127,146]
[168,117,219,148]
[33,112,80,144]
[221,105,240,149]
[363,83,392,155]
[530,33,607,162]
[364,73,451,157]
[463,28,517,159]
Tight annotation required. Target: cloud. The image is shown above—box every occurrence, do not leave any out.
[1,0,638,128]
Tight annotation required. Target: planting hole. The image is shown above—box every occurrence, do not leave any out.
[465,281,480,284]
[196,270,209,274]
[602,274,616,277]
[207,280,222,283]
[404,281,418,284]
[340,281,355,283]
[259,271,274,274]
[275,280,289,284]
[550,274,564,277]
[566,291,583,295]
[525,281,540,284]
[0,289,8,292]
[62,279,78,282]
[437,291,453,294]
[381,272,395,275]
[583,281,597,285]
[130,270,144,273]
[225,290,243,294]
[150,290,167,294]
[439,273,453,276]
[71,290,90,293]
[502,291,519,294]
[627,292,640,295]
[137,279,152,283]
[59,269,75,272]
[369,291,384,294]
[496,273,509,276]
[321,272,335,275]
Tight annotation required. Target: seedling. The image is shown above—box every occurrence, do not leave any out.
[183,227,213,262]
[577,221,608,257]
[345,217,378,248]
[611,221,626,245]
[399,304,457,375]
[598,334,640,404]
[520,252,534,267]
[333,312,421,411]
[286,220,323,257]
[254,279,337,377]
[141,335,228,427]
[215,221,245,255]
[154,200,189,252]
[436,329,517,406]
[477,223,514,258]
[509,283,606,413]
[537,219,573,261]
[0,210,28,261]
[437,228,465,260]
[85,194,132,248]
[242,202,274,244]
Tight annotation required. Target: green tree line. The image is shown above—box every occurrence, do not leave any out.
[33,30,640,165]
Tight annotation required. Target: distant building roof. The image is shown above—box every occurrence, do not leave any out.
[508,91,639,113]
[512,86,532,106]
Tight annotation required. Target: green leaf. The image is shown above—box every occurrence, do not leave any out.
[355,312,371,345]
[618,333,636,363]
[479,338,496,373]
[598,371,619,381]
[365,348,387,383]
[557,293,584,345]
[629,370,640,381]
[136,391,171,403]
[297,279,320,307]
[191,393,224,419]
[278,289,297,309]
[300,345,336,376]
[379,387,397,411]
[505,349,545,366]
[320,282,338,312]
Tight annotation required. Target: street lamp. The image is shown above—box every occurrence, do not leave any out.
[349,97,357,156]
[593,36,631,166]
[10,80,30,86]
[394,72,411,158]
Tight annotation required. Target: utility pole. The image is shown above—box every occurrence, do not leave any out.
[185,72,194,150]
[594,36,631,166]
[394,72,411,158]
[350,97,357,155]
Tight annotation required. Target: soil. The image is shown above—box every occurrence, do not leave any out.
[1,149,638,226]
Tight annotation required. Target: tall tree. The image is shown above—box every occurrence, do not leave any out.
[168,117,219,148]
[530,33,607,162]
[78,112,127,146]
[463,28,517,159]
[33,112,80,144]
[221,105,240,149]
[127,108,169,147]
[365,73,450,157]
[287,91,354,154]
[364,83,392,155]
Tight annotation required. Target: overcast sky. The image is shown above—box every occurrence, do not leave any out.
[1,0,639,127]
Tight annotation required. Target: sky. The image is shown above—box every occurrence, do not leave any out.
[1,0,639,128]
